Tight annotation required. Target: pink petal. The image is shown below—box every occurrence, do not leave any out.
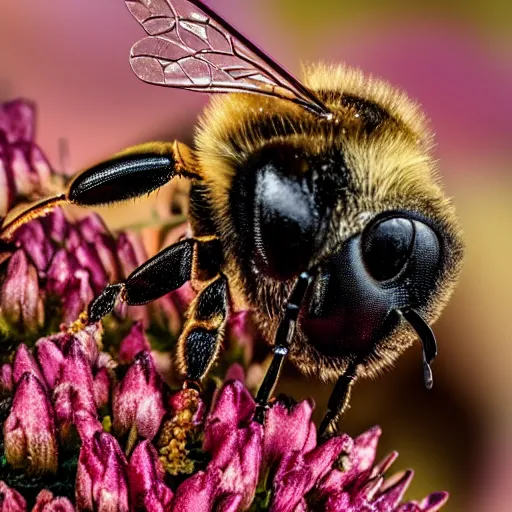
[93,367,111,409]
[128,440,174,511]
[172,469,222,512]
[4,373,58,474]
[0,480,27,512]
[374,470,414,510]
[46,249,79,297]
[118,321,151,364]
[35,337,65,389]
[0,250,44,332]
[75,432,129,512]
[40,208,68,244]
[0,363,13,393]
[263,400,316,471]
[12,343,46,388]
[32,490,75,512]
[113,351,165,441]
[420,492,449,512]
[0,99,34,143]
[15,221,54,272]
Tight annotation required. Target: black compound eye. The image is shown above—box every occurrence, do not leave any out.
[362,217,415,281]
[253,158,317,280]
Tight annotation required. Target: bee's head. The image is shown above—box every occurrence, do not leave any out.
[230,137,463,380]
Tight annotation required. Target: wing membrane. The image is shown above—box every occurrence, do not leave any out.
[125,0,331,117]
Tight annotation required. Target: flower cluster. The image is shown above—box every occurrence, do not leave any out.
[0,99,449,511]
[0,323,447,511]
[0,100,189,344]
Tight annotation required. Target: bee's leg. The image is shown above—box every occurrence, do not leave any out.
[88,236,222,322]
[253,272,312,424]
[0,141,199,241]
[318,361,359,438]
[176,273,229,384]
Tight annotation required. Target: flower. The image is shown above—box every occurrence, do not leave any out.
[0,98,448,511]
[0,324,448,511]
[0,99,189,343]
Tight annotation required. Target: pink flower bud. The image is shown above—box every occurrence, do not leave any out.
[46,249,79,297]
[0,100,34,143]
[67,324,101,367]
[77,214,108,241]
[53,340,97,442]
[35,338,65,389]
[118,322,150,365]
[61,269,94,324]
[93,367,110,410]
[15,221,54,272]
[172,470,222,512]
[116,232,146,278]
[32,490,75,512]
[4,373,58,474]
[262,400,316,472]
[74,242,108,295]
[12,343,46,388]
[127,441,173,511]
[75,432,129,512]
[113,351,165,441]
[40,209,68,245]
[0,250,44,333]
[0,480,27,512]
[0,363,13,394]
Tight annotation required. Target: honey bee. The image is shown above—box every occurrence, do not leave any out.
[2,0,464,435]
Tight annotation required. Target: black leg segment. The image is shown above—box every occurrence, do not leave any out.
[68,141,199,206]
[253,271,312,424]
[177,274,229,383]
[89,238,199,322]
[318,360,359,438]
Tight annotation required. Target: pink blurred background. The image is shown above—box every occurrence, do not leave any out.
[1,1,511,510]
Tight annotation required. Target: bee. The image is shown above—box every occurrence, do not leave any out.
[2,0,463,435]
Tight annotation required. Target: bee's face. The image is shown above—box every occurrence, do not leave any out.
[228,127,463,378]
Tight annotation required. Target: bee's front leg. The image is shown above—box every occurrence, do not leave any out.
[253,271,312,424]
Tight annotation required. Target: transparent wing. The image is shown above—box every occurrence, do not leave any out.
[125,0,331,117]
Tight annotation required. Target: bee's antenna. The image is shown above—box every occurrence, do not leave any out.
[398,308,437,389]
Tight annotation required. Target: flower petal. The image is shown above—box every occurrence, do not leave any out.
[75,432,129,512]
[420,492,449,512]
[118,322,150,365]
[4,373,58,474]
[0,363,13,393]
[15,221,54,272]
[0,250,44,332]
[0,100,34,143]
[32,490,75,512]
[374,470,414,510]
[263,400,316,471]
[46,249,79,297]
[35,338,65,390]
[12,343,46,388]
[0,480,27,512]
[128,440,173,511]
[172,469,222,512]
[113,351,165,441]
[53,339,97,441]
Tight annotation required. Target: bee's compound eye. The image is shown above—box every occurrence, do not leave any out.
[362,217,415,281]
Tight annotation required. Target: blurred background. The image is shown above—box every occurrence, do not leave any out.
[1,0,511,510]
